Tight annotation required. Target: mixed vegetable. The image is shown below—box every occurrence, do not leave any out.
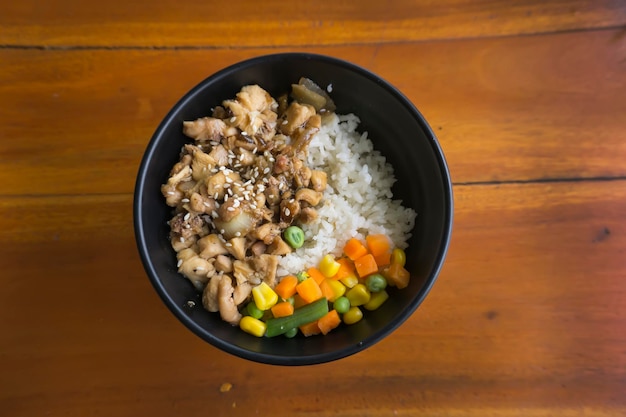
[238,232,410,338]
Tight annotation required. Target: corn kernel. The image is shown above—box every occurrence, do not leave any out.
[340,273,359,288]
[326,279,346,301]
[239,316,267,337]
[252,282,279,310]
[343,306,363,325]
[364,289,389,311]
[346,283,371,307]
[319,254,341,278]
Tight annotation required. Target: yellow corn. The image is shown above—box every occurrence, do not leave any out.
[252,282,279,311]
[326,279,346,301]
[340,273,359,288]
[391,248,406,267]
[346,283,371,307]
[343,306,363,325]
[319,254,341,278]
[239,316,267,337]
[364,289,389,311]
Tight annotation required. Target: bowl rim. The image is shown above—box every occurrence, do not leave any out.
[134,52,454,365]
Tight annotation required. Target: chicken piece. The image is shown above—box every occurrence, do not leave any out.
[309,170,327,192]
[294,166,312,188]
[250,254,279,287]
[169,212,204,240]
[233,147,255,166]
[214,254,233,273]
[280,198,300,225]
[279,102,316,136]
[217,275,243,325]
[223,85,278,143]
[183,117,237,142]
[288,114,321,155]
[298,207,318,224]
[252,222,282,245]
[268,236,293,256]
[161,164,193,206]
[177,248,215,291]
[170,234,196,252]
[208,144,230,167]
[226,237,246,261]
[250,241,267,256]
[186,145,217,182]
[233,273,252,306]
[197,234,229,259]
[296,188,323,206]
[188,192,217,214]
[202,274,221,312]
[233,254,279,287]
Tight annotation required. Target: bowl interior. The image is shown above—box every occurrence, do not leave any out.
[134,53,453,365]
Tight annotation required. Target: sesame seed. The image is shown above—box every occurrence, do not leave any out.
[284,208,290,216]
[227,188,233,196]
[224,194,229,201]
[263,167,270,174]
[215,202,220,208]
[211,210,219,218]
[252,147,258,154]
[195,267,205,272]
[203,201,211,207]
[269,194,275,199]
[181,198,190,203]
[230,117,236,123]
[282,120,288,125]
[225,242,233,247]
[250,203,257,209]
[220,229,226,234]
[177,259,183,268]
[214,193,219,199]
[179,237,185,243]
[235,232,241,237]
[227,205,235,211]
[167,191,175,195]
[239,154,245,161]
[185,224,191,229]
[327,83,333,93]
[223,183,231,188]
[184,213,190,221]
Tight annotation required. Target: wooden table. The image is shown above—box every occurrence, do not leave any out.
[2,1,625,416]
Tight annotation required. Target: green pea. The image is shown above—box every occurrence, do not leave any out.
[284,226,305,249]
[365,273,387,293]
[333,296,351,314]
[246,301,263,319]
[284,327,299,338]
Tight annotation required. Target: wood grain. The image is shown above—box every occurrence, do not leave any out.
[1,0,625,47]
[1,28,625,196]
[1,181,624,416]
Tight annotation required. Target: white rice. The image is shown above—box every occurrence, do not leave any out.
[277,113,417,275]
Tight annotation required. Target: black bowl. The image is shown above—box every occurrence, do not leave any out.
[134,53,453,365]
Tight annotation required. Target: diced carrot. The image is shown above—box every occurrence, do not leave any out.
[274,275,298,300]
[373,251,391,267]
[293,294,308,309]
[384,263,410,289]
[296,277,323,304]
[343,238,369,261]
[354,253,378,278]
[270,301,295,318]
[317,310,341,335]
[366,234,391,257]
[332,257,356,280]
[299,320,321,337]
[306,267,327,285]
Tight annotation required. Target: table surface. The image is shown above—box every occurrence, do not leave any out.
[2,1,625,416]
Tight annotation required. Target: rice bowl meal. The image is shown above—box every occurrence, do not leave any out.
[162,78,417,337]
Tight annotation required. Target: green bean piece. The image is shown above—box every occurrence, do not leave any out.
[265,298,329,337]
[284,226,305,249]
[365,273,387,293]
[333,296,351,314]
[246,301,264,319]
[284,327,299,338]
